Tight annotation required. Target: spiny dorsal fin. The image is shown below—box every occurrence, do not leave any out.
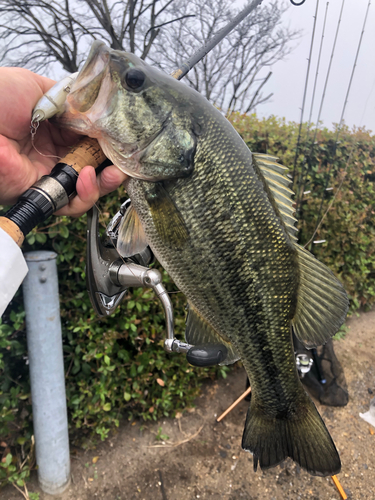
[117,204,148,257]
[185,303,240,366]
[292,244,349,348]
[279,211,298,227]
[255,159,289,175]
[253,153,297,239]
[259,166,291,187]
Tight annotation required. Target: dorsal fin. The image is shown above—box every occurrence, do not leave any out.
[259,167,292,187]
[253,153,297,240]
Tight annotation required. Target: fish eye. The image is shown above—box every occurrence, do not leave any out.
[122,68,146,91]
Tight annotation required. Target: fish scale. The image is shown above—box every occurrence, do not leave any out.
[127,108,300,409]
[56,41,348,476]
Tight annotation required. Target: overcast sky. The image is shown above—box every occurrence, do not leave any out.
[237,0,375,133]
[46,0,375,132]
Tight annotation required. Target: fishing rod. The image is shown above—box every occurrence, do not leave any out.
[294,1,329,217]
[0,0,307,318]
[0,0,306,249]
[292,0,320,185]
[0,0,261,247]
[296,0,345,214]
[306,0,371,250]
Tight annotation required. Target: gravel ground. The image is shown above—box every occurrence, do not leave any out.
[3,308,375,500]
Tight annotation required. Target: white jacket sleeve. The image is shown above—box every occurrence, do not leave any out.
[0,227,28,317]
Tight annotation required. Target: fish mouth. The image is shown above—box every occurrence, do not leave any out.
[52,41,114,137]
[67,41,110,114]
[56,41,168,180]
[55,41,145,137]
[54,41,114,134]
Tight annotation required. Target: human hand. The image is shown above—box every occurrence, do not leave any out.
[0,67,127,217]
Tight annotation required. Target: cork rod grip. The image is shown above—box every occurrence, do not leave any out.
[0,136,107,247]
[0,217,25,247]
[63,137,106,173]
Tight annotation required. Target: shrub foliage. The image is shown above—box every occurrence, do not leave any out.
[230,114,375,309]
[1,114,374,487]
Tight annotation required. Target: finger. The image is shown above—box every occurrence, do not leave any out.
[55,165,99,217]
[0,134,50,205]
[97,164,128,196]
[54,164,127,218]
[0,68,55,139]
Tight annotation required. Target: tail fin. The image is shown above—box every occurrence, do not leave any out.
[242,393,340,476]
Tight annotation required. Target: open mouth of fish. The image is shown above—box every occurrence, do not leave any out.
[56,42,115,133]
[55,41,168,178]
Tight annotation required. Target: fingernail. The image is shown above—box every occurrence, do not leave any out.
[89,167,97,187]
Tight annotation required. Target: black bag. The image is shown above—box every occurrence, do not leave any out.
[245,335,349,407]
[293,334,349,407]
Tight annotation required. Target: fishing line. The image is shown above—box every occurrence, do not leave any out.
[337,0,371,130]
[304,139,355,248]
[306,0,371,249]
[292,0,320,184]
[307,2,329,127]
[30,120,62,161]
[359,75,375,126]
[296,0,345,213]
[295,1,329,216]
[31,122,132,277]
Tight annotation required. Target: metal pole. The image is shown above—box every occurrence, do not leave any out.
[23,251,70,495]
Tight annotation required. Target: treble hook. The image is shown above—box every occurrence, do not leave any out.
[290,0,306,5]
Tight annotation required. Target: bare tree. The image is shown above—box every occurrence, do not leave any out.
[0,0,298,114]
[151,0,300,114]
[0,0,186,73]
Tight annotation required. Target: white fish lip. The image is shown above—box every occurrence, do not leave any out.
[71,41,109,96]
[54,44,117,134]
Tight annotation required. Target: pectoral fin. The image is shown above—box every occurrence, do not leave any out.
[146,182,189,249]
[116,204,148,258]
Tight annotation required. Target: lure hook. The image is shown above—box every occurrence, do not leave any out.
[290,0,306,5]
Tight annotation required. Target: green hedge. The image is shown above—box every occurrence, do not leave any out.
[1,114,375,488]
[230,114,375,309]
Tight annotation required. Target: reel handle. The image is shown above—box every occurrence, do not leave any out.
[0,137,107,246]
[186,344,228,367]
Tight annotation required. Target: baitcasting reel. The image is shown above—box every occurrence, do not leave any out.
[86,201,228,368]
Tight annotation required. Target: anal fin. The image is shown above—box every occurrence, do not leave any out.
[185,303,240,366]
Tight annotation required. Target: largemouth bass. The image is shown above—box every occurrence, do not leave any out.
[56,41,348,476]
